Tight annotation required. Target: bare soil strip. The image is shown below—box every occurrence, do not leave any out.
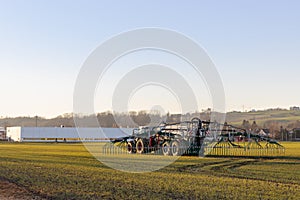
[0,179,45,200]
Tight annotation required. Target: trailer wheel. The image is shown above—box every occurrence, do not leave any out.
[162,141,170,156]
[136,139,144,154]
[127,142,136,154]
[171,141,180,156]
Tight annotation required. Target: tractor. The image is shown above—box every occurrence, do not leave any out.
[112,117,208,156]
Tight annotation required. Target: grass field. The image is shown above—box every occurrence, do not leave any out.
[0,142,299,199]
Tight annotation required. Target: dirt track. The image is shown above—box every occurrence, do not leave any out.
[0,180,44,200]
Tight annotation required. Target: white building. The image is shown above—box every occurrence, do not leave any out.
[6,127,133,142]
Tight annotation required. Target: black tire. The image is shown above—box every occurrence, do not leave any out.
[127,142,136,154]
[136,139,144,154]
[171,140,180,156]
[162,141,170,156]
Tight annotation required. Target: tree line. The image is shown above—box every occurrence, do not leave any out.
[1,109,300,140]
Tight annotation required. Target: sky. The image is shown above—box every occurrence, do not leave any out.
[0,0,300,118]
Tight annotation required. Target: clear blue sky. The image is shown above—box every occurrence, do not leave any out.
[0,0,300,117]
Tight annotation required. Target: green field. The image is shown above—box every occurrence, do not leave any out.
[0,142,299,199]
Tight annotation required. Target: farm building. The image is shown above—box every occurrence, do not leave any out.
[258,129,271,136]
[6,127,133,142]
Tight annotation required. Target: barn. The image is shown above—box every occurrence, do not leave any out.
[6,127,133,142]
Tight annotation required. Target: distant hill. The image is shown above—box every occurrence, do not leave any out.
[225,109,300,128]
[1,109,300,131]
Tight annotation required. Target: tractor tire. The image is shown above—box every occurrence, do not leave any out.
[171,140,180,156]
[136,139,144,154]
[127,142,136,154]
[162,141,171,156]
